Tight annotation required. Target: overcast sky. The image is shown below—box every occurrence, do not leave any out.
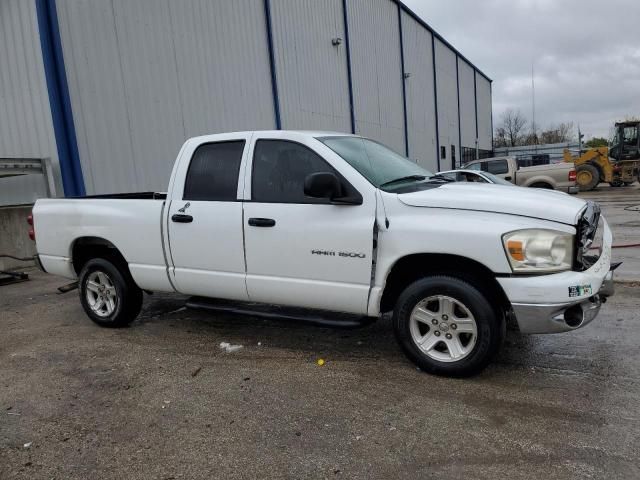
[403,0,640,140]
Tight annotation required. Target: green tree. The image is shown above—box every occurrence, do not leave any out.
[585,137,608,148]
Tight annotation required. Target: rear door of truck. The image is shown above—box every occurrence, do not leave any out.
[166,134,251,300]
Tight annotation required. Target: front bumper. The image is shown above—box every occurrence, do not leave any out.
[511,269,613,334]
[499,218,615,334]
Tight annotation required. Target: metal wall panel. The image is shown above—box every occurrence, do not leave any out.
[434,38,459,170]
[168,1,276,134]
[476,75,493,151]
[0,0,60,206]
[57,0,275,195]
[400,11,437,171]
[457,59,476,149]
[270,0,351,132]
[347,0,405,154]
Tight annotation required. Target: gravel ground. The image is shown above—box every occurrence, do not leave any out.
[1,185,639,479]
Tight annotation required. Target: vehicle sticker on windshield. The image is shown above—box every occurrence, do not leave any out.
[568,284,592,297]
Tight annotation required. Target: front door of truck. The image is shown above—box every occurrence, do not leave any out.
[242,136,376,315]
[167,136,249,300]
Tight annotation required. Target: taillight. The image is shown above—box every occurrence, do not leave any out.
[568,170,577,182]
[27,214,35,241]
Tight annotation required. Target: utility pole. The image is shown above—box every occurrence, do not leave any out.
[531,61,536,146]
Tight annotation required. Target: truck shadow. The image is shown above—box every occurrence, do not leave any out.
[134,293,538,371]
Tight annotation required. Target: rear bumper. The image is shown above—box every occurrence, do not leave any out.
[34,254,47,273]
[568,185,580,194]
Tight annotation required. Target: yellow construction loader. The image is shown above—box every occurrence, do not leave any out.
[563,121,640,191]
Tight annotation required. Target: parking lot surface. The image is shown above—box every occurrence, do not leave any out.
[1,186,639,479]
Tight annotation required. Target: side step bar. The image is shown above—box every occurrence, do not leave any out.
[185,297,376,329]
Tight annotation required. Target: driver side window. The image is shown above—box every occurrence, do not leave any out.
[251,140,343,204]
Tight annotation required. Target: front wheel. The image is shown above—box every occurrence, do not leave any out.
[79,258,143,328]
[393,276,504,377]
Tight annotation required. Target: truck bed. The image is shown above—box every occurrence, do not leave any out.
[33,197,171,292]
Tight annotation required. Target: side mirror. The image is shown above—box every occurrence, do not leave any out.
[304,172,342,199]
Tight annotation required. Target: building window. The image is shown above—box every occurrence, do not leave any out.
[461,147,493,165]
[440,146,446,160]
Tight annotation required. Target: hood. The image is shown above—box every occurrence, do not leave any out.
[398,183,586,225]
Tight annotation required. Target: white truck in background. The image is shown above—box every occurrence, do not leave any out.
[32,131,615,377]
[464,156,579,193]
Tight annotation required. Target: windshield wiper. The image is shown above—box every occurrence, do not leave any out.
[380,175,427,188]
[427,174,456,183]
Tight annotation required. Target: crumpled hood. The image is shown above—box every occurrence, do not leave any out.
[398,183,586,225]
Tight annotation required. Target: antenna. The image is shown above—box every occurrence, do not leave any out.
[531,61,536,145]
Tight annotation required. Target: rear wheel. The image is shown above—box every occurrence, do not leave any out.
[576,164,599,191]
[393,276,504,377]
[79,258,143,328]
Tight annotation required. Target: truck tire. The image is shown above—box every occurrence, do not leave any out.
[393,276,504,377]
[78,257,143,328]
[576,164,599,191]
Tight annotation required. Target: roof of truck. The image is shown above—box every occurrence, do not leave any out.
[191,130,353,139]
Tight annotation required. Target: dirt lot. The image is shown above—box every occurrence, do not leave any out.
[1,186,639,479]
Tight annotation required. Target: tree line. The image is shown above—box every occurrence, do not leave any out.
[493,109,578,147]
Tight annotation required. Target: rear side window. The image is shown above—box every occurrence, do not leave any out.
[183,141,245,201]
[252,140,338,203]
[485,160,508,175]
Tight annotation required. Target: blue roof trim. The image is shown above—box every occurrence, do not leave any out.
[35,0,85,197]
[474,70,479,141]
[431,34,440,171]
[263,0,282,130]
[397,4,409,157]
[395,0,492,83]
[341,0,356,134]
[455,55,462,167]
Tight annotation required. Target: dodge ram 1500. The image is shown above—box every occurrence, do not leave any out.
[32,131,616,376]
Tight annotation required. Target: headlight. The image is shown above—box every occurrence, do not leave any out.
[502,229,574,273]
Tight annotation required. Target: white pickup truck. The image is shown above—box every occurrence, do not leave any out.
[464,156,579,193]
[32,131,616,377]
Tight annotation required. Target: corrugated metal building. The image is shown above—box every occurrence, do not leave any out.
[0,0,492,207]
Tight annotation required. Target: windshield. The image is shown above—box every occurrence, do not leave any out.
[318,136,434,190]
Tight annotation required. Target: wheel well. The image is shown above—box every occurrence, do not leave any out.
[379,254,510,315]
[529,182,553,189]
[71,237,130,276]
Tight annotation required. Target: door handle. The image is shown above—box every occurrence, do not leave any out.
[248,217,276,227]
[171,213,193,223]
[505,176,512,181]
